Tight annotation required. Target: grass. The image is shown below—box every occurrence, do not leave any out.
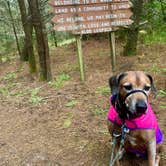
[63,119,72,128]
[65,100,77,107]
[2,72,17,81]
[93,109,107,116]
[63,112,74,128]
[0,87,10,96]
[95,86,110,95]
[99,130,109,135]
[49,73,70,88]
[13,90,28,97]
[161,68,166,73]
[0,82,20,96]
[148,66,166,74]
[144,28,166,45]
[158,89,166,97]
[29,88,43,105]
[157,89,166,109]
[58,38,76,46]
[61,64,79,73]
[159,103,166,109]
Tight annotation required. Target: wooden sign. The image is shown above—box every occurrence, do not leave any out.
[54,19,133,31]
[50,3,132,14]
[49,0,133,34]
[52,10,133,23]
[49,0,130,6]
[48,0,133,81]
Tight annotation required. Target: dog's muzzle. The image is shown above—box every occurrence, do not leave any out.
[124,90,148,119]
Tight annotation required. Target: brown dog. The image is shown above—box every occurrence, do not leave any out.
[107,71,163,166]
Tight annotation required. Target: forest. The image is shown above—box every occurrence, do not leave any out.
[0,0,166,165]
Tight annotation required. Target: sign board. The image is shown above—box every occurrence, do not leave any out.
[48,0,133,81]
[49,0,133,34]
[49,0,130,6]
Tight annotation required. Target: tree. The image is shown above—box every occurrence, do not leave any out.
[28,0,52,81]
[17,0,37,73]
[123,0,144,56]
[159,0,166,22]
[7,1,22,59]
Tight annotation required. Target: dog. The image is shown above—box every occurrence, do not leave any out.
[107,71,163,166]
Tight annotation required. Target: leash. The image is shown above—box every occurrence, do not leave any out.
[109,123,129,166]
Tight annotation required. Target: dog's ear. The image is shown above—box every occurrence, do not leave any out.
[146,74,157,95]
[109,75,118,95]
[109,73,126,95]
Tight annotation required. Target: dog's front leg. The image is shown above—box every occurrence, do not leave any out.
[147,131,160,166]
[147,138,156,166]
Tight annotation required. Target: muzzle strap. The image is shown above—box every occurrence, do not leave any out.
[124,89,148,101]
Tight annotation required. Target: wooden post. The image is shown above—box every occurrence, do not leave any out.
[109,32,116,71]
[76,35,85,81]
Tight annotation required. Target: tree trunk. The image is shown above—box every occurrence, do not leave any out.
[28,0,52,81]
[17,0,37,73]
[51,23,58,47]
[123,0,144,56]
[7,1,22,59]
[159,0,166,22]
[0,54,2,63]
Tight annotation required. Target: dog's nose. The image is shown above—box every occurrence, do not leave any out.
[136,100,147,113]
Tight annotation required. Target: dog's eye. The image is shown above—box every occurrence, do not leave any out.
[144,85,151,91]
[123,85,132,91]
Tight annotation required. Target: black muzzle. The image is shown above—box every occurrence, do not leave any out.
[115,90,148,120]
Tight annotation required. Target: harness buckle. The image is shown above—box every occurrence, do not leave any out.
[122,124,130,134]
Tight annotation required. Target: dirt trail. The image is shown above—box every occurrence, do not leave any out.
[0,39,165,165]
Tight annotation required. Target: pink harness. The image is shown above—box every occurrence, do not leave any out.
[108,100,163,145]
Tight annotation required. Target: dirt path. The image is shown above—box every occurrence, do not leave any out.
[0,39,165,165]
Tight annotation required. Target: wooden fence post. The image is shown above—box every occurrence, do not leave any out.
[109,32,116,71]
[76,35,85,81]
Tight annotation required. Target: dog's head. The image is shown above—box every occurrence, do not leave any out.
[109,71,156,119]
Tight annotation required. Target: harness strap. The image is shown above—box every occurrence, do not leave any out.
[109,124,129,166]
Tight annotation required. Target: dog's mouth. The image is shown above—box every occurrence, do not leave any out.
[125,100,148,119]
[124,90,148,119]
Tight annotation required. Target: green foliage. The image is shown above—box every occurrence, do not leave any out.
[96,86,110,95]
[29,88,43,104]
[158,90,166,97]
[13,90,27,97]
[49,73,70,88]
[161,68,166,72]
[93,109,107,116]
[0,73,18,97]
[65,101,77,107]
[142,1,166,44]
[144,28,166,44]
[150,64,160,73]
[2,72,17,81]
[99,130,109,135]
[48,31,74,45]
[61,64,79,73]
[159,103,166,109]
[63,119,72,128]
[0,87,9,96]
[63,112,74,128]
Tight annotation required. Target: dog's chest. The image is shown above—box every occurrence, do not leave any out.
[125,131,147,149]
[127,135,137,146]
